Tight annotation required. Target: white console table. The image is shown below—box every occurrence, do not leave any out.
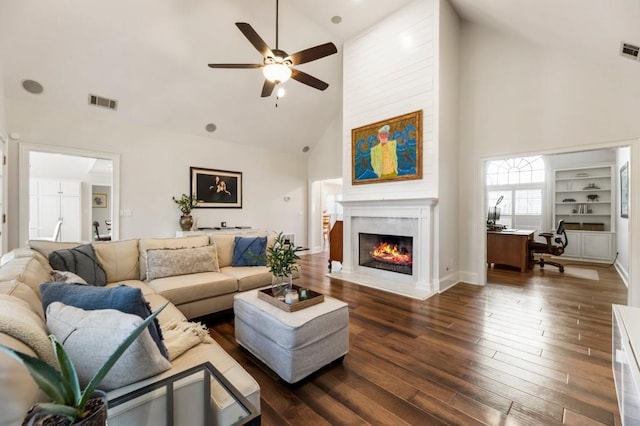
[175,229,264,237]
[613,304,640,425]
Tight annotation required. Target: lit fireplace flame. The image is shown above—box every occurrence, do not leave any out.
[371,242,412,265]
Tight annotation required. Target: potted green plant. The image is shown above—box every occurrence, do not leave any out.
[172,194,197,231]
[265,232,303,298]
[0,303,167,426]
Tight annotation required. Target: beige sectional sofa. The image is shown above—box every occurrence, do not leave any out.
[0,233,282,426]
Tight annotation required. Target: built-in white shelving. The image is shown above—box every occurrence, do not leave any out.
[553,165,616,262]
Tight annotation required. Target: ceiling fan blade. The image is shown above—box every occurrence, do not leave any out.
[235,22,274,58]
[208,63,263,69]
[261,80,276,98]
[291,69,329,91]
[289,42,337,65]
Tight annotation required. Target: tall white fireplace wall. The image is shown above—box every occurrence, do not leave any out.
[337,198,438,299]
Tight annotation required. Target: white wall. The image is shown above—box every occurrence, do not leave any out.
[6,98,308,247]
[0,63,7,253]
[0,63,6,135]
[616,146,631,284]
[459,22,640,287]
[308,114,342,182]
[436,0,460,289]
[342,0,437,201]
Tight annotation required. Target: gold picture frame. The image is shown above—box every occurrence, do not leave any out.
[92,193,107,208]
[351,110,423,185]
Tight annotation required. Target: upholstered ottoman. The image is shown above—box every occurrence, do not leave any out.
[234,290,349,383]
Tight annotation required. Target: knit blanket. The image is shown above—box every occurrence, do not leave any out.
[160,320,213,361]
[0,294,57,366]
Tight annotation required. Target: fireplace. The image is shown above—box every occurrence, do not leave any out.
[359,233,413,275]
[332,198,436,300]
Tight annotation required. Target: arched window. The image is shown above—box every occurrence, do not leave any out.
[486,156,545,231]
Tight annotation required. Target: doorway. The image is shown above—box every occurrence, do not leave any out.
[309,178,343,253]
[19,143,120,246]
[481,144,633,288]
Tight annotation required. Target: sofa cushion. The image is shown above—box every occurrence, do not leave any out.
[46,302,171,391]
[232,237,267,267]
[0,256,53,296]
[40,283,168,359]
[0,294,56,366]
[28,240,81,258]
[0,279,45,320]
[144,293,188,325]
[1,248,44,267]
[219,266,272,291]
[147,272,238,306]
[93,239,140,283]
[146,245,220,281]
[48,244,107,286]
[211,234,235,268]
[105,280,156,296]
[139,236,210,281]
[0,335,42,426]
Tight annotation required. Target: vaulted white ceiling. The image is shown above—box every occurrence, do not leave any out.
[1,1,639,153]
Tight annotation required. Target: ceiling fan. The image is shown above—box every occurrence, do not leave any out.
[208,0,338,98]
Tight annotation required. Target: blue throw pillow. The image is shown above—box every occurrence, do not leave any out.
[232,236,267,267]
[48,244,107,286]
[40,282,168,359]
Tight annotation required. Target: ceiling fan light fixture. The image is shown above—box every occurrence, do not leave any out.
[263,63,292,83]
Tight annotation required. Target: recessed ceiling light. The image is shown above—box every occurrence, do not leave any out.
[205,123,217,132]
[22,79,44,94]
[331,16,342,24]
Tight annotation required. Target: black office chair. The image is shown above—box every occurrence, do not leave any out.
[528,220,568,272]
[93,221,111,241]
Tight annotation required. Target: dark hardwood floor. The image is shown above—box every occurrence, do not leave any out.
[208,253,627,425]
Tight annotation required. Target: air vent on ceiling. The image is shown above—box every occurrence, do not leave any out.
[620,42,640,61]
[88,94,118,110]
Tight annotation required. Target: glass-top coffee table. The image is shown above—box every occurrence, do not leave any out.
[108,362,260,426]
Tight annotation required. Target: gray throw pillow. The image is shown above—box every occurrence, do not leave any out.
[46,302,171,391]
[145,245,220,282]
[48,244,107,286]
[40,282,168,359]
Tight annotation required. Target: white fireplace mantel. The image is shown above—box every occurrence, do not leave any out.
[335,197,438,300]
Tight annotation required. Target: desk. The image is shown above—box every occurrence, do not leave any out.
[487,229,534,272]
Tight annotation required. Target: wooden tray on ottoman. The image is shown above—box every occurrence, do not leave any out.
[258,285,324,312]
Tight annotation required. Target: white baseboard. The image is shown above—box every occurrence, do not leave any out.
[458,271,481,286]
[438,271,460,293]
[615,261,629,288]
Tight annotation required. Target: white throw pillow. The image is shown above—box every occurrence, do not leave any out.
[51,270,88,285]
[45,302,171,391]
[145,245,220,282]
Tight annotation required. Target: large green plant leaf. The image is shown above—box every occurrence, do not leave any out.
[51,335,81,405]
